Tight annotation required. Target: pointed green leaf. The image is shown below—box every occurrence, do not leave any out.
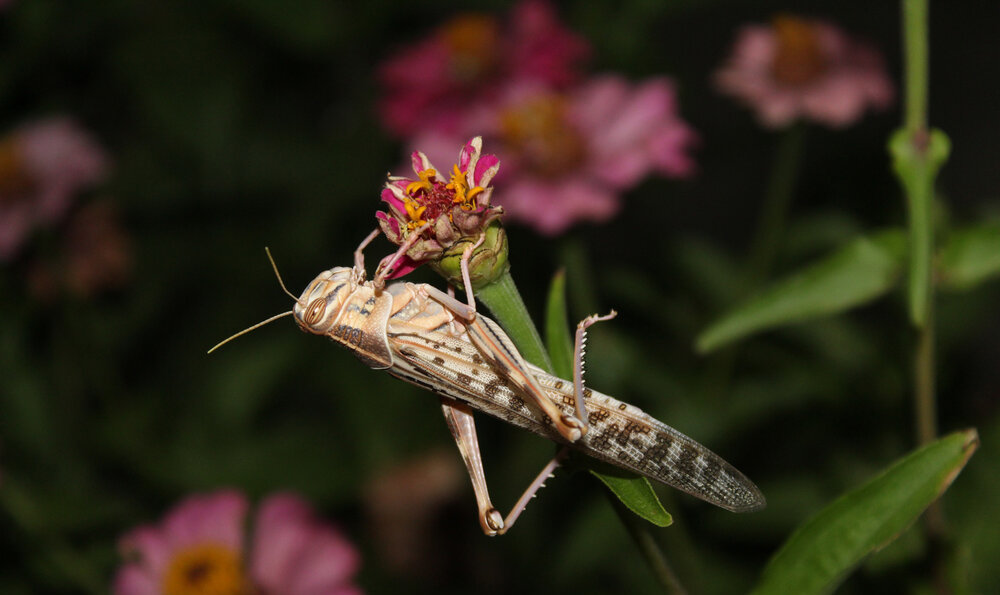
[587,464,673,528]
[938,221,1000,291]
[889,128,951,326]
[545,269,575,380]
[751,430,978,595]
[696,230,907,353]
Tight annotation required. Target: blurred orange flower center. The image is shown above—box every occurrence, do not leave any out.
[500,94,585,177]
[771,16,828,86]
[442,14,500,84]
[162,543,248,595]
[0,137,34,200]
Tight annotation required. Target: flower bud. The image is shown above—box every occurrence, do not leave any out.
[430,220,509,290]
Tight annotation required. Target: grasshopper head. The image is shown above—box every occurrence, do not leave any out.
[293,267,355,335]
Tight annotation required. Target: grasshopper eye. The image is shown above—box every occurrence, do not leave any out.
[304,297,326,326]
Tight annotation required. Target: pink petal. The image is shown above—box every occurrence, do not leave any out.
[250,493,360,595]
[118,525,173,578]
[375,211,401,240]
[473,153,501,188]
[648,123,698,178]
[458,136,481,173]
[380,186,407,215]
[112,565,160,595]
[500,179,620,236]
[161,490,248,552]
[286,529,360,594]
[714,18,893,129]
[572,76,629,131]
[380,254,420,279]
[506,0,590,87]
[18,117,109,221]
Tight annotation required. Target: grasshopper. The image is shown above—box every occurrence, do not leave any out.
[211,230,765,535]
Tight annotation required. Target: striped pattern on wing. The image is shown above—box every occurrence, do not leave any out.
[384,312,765,513]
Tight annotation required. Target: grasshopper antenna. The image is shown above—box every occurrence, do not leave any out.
[208,247,300,354]
[265,247,300,303]
[207,311,294,354]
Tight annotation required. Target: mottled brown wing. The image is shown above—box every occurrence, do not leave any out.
[557,387,766,513]
[384,315,765,513]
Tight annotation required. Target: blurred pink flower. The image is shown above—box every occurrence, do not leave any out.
[363,449,464,579]
[714,15,894,128]
[412,75,698,235]
[114,490,362,595]
[0,117,108,261]
[377,0,589,137]
[27,200,132,300]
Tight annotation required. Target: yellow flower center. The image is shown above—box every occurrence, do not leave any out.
[162,543,249,595]
[771,15,828,86]
[446,164,484,210]
[405,168,437,196]
[500,94,585,178]
[441,14,499,83]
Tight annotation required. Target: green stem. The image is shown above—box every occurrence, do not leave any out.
[704,123,806,403]
[745,122,807,287]
[609,494,689,594]
[903,0,929,134]
[476,269,553,373]
[898,0,939,446]
[897,0,950,574]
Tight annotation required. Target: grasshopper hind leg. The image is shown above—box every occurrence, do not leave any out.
[440,398,568,536]
[572,311,618,433]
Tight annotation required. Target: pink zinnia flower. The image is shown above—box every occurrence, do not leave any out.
[0,117,108,260]
[412,75,698,236]
[377,0,589,137]
[114,490,362,595]
[376,136,503,280]
[714,15,894,128]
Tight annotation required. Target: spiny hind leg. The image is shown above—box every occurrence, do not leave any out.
[440,397,568,536]
[573,311,618,432]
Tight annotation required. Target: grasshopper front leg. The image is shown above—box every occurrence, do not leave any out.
[440,397,568,536]
[420,236,587,443]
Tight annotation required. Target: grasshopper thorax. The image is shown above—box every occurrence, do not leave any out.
[293,266,355,335]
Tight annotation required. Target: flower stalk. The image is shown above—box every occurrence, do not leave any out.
[891,0,952,556]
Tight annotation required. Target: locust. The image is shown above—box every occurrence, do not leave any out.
[211,229,765,535]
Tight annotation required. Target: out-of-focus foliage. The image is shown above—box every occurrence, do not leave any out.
[1,1,998,594]
[752,430,978,595]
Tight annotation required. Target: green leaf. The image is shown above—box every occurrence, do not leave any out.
[696,230,907,353]
[545,269,575,380]
[889,128,951,326]
[938,221,1000,291]
[587,465,673,528]
[751,430,978,595]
